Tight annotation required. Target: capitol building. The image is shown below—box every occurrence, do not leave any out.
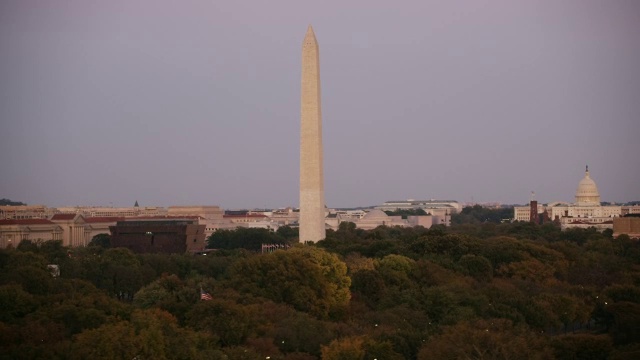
[514,167,638,230]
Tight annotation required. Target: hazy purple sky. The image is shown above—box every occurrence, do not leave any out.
[1,0,638,209]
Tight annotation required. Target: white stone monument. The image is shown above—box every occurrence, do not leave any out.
[299,25,326,243]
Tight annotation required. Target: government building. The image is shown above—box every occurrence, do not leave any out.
[514,167,639,230]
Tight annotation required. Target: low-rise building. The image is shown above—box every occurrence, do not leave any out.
[0,205,54,220]
[0,219,63,248]
[375,199,461,214]
[109,219,206,254]
[613,217,640,239]
[167,206,227,237]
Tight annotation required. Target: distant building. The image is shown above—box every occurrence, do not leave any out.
[513,166,637,230]
[49,214,90,247]
[167,206,226,237]
[268,208,300,227]
[332,209,367,222]
[352,210,408,230]
[109,219,206,254]
[340,209,445,230]
[0,205,54,220]
[55,204,166,218]
[223,213,275,230]
[621,206,640,216]
[613,217,640,239]
[375,199,461,214]
[0,219,63,248]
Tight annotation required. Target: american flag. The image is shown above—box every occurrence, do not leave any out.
[200,287,213,301]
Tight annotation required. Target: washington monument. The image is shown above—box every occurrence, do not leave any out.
[299,25,326,243]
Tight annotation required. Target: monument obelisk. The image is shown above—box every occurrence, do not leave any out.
[299,25,325,243]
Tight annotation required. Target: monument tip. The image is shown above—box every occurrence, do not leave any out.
[305,25,316,37]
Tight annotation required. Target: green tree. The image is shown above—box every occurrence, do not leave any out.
[321,337,365,360]
[363,338,404,360]
[0,284,38,322]
[0,198,26,206]
[229,246,351,318]
[276,225,299,240]
[384,208,427,218]
[186,298,253,346]
[71,309,218,360]
[88,233,111,248]
[351,269,386,307]
[452,205,513,224]
[207,228,288,251]
[458,254,493,282]
[71,321,140,359]
[551,334,613,360]
[418,319,553,359]
[99,248,144,300]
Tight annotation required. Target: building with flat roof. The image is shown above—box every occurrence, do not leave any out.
[375,199,461,214]
[0,205,54,220]
[167,206,227,237]
[613,217,640,239]
[55,204,166,218]
[110,219,206,254]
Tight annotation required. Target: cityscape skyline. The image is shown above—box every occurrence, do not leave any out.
[1,1,639,209]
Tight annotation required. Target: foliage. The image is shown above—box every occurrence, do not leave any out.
[384,208,427,218]
[228,246,351,318]
[1,220,639,358]
[418,319,553,359]
[207,227,295,251]
[0,198,26,206]
[321,336,365,360]
[88,233,111,248]
[452,205,514,224]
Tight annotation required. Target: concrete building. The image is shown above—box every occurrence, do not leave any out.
[345,209,437,230]
[0,205,54,220]
[268,208,300,227]
[167,206,226,237]
[375,200,461,214]
[0,215,124,248]
[299,25,326,243]
[50,214,92,247]
[353,210,407,230]
[0,219,63,248]
[55,204,166,218]
[224,214,271,227]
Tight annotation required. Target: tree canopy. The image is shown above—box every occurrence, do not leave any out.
[1,221,639,359]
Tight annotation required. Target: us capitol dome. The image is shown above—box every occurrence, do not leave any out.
[575,166,601,206]
[512,165,638,230]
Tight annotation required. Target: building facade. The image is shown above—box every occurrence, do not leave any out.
[513,167,636,230]
[0,219,63,248]
[613,217,640,239]
[375,199,461,215]
[0,205,54,220]
[110,219,206,254]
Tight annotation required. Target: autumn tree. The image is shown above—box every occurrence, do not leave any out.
[418,319,553,359]
[228,246,350,318]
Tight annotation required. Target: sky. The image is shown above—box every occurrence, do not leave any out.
[1,0,639,209]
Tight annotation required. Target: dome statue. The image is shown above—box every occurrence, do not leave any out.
[575,165,601,206]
